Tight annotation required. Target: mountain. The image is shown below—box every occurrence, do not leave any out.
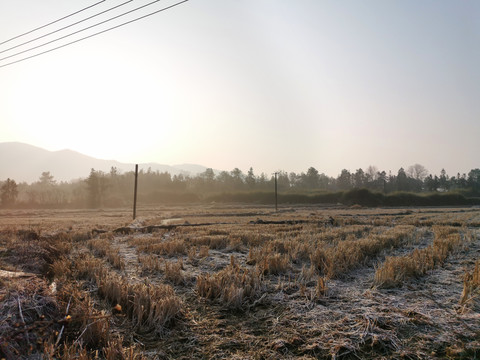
[0,142,213,183]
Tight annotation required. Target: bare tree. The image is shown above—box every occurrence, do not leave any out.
[366,165,378,182]
[407,164,428,181]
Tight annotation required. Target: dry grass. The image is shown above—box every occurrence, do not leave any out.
[247,245,291,275]
[2,206,480,359]
[88,238,110,257]
[315,276,328,298]
[164,259,185,285]
[196,256,264,308]
[103,337,147,360]
[56,283,111,349]
[258,252,291,275]
[138,253,163,273]
[0,276,60,359]
[188,234,229,250]
[96,271,182,334]
[460,260,480,310]
[0,230,146,359]
[136,238,186,257]
[105,248,125,270]
[75,253,105,281]
[198,245,210,258]
[374,227,464,288]
[310,225,416,278]
[50,257,73,279]
[127,232,167,248]
[44,335,146,360]
[88,238,125,270]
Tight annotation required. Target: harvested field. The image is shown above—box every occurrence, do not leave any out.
[1,205,480,359]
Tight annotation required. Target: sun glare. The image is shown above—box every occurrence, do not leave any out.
[7,47,185,163]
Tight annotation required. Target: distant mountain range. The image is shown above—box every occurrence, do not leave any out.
[0,142,214,183]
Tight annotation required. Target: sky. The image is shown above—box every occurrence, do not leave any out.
[0,0,479,178]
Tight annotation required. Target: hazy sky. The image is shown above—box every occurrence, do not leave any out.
[1,0,479,178]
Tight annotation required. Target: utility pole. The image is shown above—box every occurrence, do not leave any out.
[133,164,138,220]
[274,172,278,212]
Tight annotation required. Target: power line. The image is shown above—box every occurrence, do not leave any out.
[0,0,134,55]
[0,0,166,63]
[0,0,107,47]
[0,0,189,69]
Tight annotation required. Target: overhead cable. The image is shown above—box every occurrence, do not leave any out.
[0,0,167,63]
[0,0,107,46]
[0,0,134,55]
[0,0,189,69]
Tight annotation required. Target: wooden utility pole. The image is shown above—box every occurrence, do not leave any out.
[274,172,278,212]
[133,164,138,220]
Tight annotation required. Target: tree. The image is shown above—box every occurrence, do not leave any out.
[277,171,290,191]
[353,168,365,188]
[1,178,18,206]
[171,174,187,191]
[245,167,256,189]
[34,171,58,204]
[39,171,56,185]
[377,171,387,192]
[303,167,320,189]
[257,173,268,190]
[201,168,215,183]
[318,173,331,190]
[407,164,428,181]
[468,169,480,192]
[396,168,408,191]
[365,165,378,183]
[196,168,216,193]
[439,168,449,190]
[110,167,120,177]
[86,169,109,208]
[456,173,468,189]
[337,169,352,190]
[230,168,244,189]
[424,174,439,192]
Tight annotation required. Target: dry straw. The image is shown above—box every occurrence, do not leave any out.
[196,256,264,308]
[460,260,480,309]
[374,226,463,288]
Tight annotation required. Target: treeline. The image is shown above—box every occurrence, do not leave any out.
[208,189,480,207]
[1,164,480,208]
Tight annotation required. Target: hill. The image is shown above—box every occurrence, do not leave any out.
[0,142,212,183]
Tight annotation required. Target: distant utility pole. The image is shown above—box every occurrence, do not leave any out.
[274,172,278,212]
[133,164,138,220]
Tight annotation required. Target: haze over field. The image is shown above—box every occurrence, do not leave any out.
[0,1,479,177]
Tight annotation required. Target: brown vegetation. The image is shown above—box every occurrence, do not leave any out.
[1,205,480,358]
[374,226,464,288]
[196,256,264,308]
[460,260,480,310]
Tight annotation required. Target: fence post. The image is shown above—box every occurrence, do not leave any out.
[133,164,138,220]
[274,172,278,212]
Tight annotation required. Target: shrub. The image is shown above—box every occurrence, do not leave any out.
[341,188,383,207]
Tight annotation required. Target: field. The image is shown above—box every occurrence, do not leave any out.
[1,205,480,359]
